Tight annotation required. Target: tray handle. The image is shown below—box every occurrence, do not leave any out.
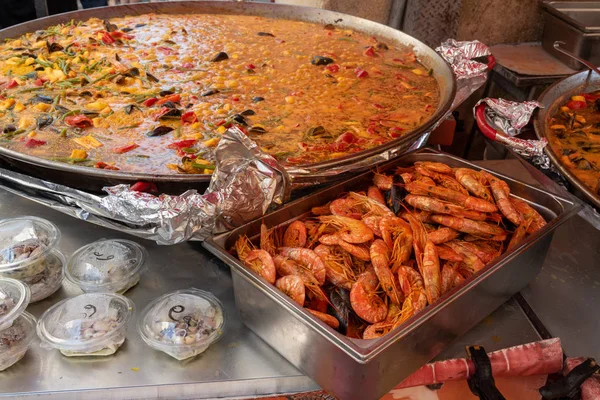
[474,103,501,142]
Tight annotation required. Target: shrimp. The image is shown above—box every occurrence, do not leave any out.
[319,233,372,261]
[362,215,383,237]
[510,198,547,234]
[276,275,306,306]
[235,235,255,262]
[454,168,493,202]
[508,218,533,250]
[421,241,441,304]
[314,244,354,290]
[306,308,340,329]
[273,254,332,304]
[399,210,431,223]
[431,215,507,236]
[370,240,404,305]
[454,240,501,264]
[362,303,403,339]
[367,185,386,205]
[428,227,459,245]
[397,266,428,323]
[405,181,497,213]
[319,215,374,243]
[415,161,453,174]
[278,247,327,285]
[305,221,330,249]
[350,269,388,324]
[329,198,363,219]
[405,195,488,221]
[480,171,522,226]
[243,249,277,284]
[437,174,469,195]
[379,216,413,271]
[441,262,465,294]
[283,220,307,247]
[311,202,332,216]
[436,244,465,262]
[260,223,276,255]
[444,241,485,276]
[373,172,393,190]
[347,192,395,217]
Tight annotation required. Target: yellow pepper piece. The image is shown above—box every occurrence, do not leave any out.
[216,125,227,134]
[27,131,37,138]
[560,106,570,112]
[203,137,220,147]
[70,149,87,159]
[34,103,51,112]
[73,135,103,149]
[550,124,566,130]
[0,98,15,110]
[411,68,429,76]
[571,95,586,102]
[13,102,25,112]
[86,101,108,111]
[575,115,586,124]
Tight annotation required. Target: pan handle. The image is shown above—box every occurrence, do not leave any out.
[474,103,501,142]
[485,54,496,71]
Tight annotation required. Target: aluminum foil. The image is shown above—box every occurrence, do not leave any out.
[475,97,550,168]
[0,128,289,244]
[436,39,491,80]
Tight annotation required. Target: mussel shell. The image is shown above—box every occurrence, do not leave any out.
[147,125,174,137]
[327,286,358,335]
[386,173,406,214]
[30,94,53,104]
[311,56,334,66]
[211,52,229,62]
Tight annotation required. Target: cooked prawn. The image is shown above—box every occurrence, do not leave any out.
[415,161,453,174]
[431,215,507,236]
[347,192,395,217]
[276,275,306,306]
[405,194,488,221]
[318,233,372,261]
[454,168,493,202]
[314,244,354,290]
[453,240,500,264]
[260,223,277,255]
[510,198,546,234]
[235,235,255,262]
[306,308,340,329]
[370,240,404,305]
[441,262,465,294]
[311,202,332,216]
[278,247,327,285]
[350,269,388,324]
[367,185,386,205]
[508,218,533,250]
[379,216,413,271]
[319,215,374,243]
[480,171,522,226]
[427,227,459,245]
[444,241,485,276]
[405,181,497,213]
[373,172,393,190]
[362,303,402,339]
[283,220,308,247]
[329,198,363,219]
[436,244,465,262]
[362,215,383,237]
[397,266,428,323]
[421,241,441,304]
[243,249,277,284]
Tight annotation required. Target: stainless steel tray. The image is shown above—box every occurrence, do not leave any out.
[203,148,581,400]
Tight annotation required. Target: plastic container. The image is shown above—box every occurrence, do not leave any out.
[25,249,65,303]
[37,293,134,357]
[65,239,147,294]
[0,311,37,371]
[138,288,225,360]
[0,216,61,281]
[0,278,30,331]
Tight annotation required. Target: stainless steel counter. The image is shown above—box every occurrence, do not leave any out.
[0,158,596,399]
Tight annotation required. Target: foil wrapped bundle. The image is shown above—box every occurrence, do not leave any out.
[436,39,491,80]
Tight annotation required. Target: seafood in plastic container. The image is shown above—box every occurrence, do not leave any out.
[0,311,36,371]
[138,288,225,360]
[0,278,30,331]
[65,239,147,294]
[0,216,61,281]
[25,249,64,303]
[36,293,134,357]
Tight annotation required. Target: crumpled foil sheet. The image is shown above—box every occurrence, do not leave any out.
[475,97,551,169]
[0,39,490,243]
[0,128,290,244]
[436,39,491,80]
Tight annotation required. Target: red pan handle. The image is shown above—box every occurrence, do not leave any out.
[485,54,496,71]
[475,103,501,142]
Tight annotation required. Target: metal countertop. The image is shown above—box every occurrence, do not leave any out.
[0,159,595,399]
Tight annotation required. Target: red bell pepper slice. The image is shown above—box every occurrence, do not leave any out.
[95,161,119,170]
[246,63,256,70]
[180,111,198,125]
[64,115,93,128]
[130,181,158,193]
[33,78,47,87]
[109,31,133,40]
[364,46,377,57]
[24,138,46,148]
[389,127,404,138]
[155,94,181,106]
[6,79,18,89]
[157,46,176,55]
[355,68,368,78]
[101,32,115,44]
[326,64,340,73]
[566,100,586,110]
[113,143,139,154]
[167,139,196,150]
[151,107,171,121]
[583,93,599,102]
[142,97,158,107]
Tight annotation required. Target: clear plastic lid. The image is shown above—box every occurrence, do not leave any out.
[0,216,61,272]
[26,249,65,303]
[138,288,226,360]
[36,293,134,354]
[0,311,37,371]
[0,278,30,331]
[65,239,147,293]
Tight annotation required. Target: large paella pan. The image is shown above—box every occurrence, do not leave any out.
[0,1,455,192]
